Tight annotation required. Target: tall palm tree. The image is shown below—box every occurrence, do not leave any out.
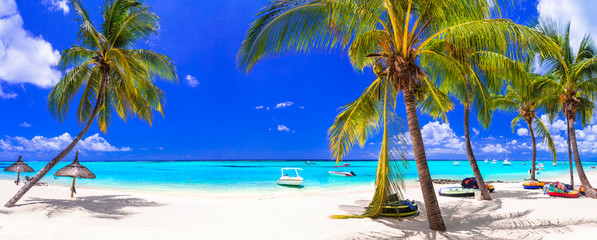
[237,0,557,231]
[4,0,177,207]
[492,56,557,180]
[538,20,597,198]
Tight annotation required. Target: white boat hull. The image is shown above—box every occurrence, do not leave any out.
[328,171,354,177]
[277,177,303,186]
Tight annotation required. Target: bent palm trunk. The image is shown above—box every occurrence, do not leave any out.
[463,106,491,200]
[567,117,597,198]
[4,78,106,208]
[527,121,537,180]
[566,117,574,188]
[403,89,446,231]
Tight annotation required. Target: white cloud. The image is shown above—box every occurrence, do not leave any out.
[255,105,264,109]
[540,115,567,133]
[0,85,17,99]
[481,144,507,153]
[19,121,31,127]
[419,121,464,153]
[275,101,294,109]
[42,0,69,14]
[508,140,517,145]
[299,106,304,109]
[516,128,529,136]
[185,75,199,87]
[537,0,597,51]
[277,125,291,132]
[0,133,131,152]
[0,0,61,88]
[472,128,480,136]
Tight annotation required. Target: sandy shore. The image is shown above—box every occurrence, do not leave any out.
[1,171,597,239]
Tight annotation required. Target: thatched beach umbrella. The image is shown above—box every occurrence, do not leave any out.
[3,155,34,185]
[54,151,96,197]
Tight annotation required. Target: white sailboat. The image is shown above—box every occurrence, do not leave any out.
[453,161,460,166]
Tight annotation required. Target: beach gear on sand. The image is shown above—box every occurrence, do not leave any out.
[438,187,478,197]
[54,151,96,197]
[544,182,579,198]
[579,187,597,195]
[522,178,550,189]
[378,200,418,217]
[3,155,35,185]
[461,177,495,192]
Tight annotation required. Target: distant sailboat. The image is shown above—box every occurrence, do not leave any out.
[453,161,460,166]
[484,159,489,164]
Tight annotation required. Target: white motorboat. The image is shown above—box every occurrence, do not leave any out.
[453,161,460,166]
[503,160,511,166]
[328,171,356,177]
[305,161,316,165]
[277,168,303,186]
[491,159,497,164]
[484,159,489,164]
[522,162,526,165]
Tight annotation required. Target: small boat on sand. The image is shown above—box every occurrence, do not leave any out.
[328,171,356,177]
[277,168,303,186]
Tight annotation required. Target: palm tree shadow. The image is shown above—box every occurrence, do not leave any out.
[339,190,597,239]
[19,195,163,219]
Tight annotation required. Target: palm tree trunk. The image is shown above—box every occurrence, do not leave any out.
[527,120,537,180]
[463,105,491,200]
[566,117,574,188]
[403,88,446,231]
[4,76,107,208]
[567,117,597,198]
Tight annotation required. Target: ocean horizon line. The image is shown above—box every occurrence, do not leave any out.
[1,159,593,163]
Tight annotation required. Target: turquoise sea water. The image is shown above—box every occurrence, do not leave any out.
[1,160,596,193]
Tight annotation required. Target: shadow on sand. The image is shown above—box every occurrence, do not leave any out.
[18,195,163,219]
[338,189,597,240]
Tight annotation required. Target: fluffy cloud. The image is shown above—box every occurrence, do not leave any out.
[42,0,69,14]
[419,121,465,153]
[19,121,31,127]
[0,0,61,89]
[185,75,199,87]
[540,115,567,134]
[0,85,17,99]
[516,128,529,136]
[472,128,480,136]
[277,125,291,132]
[0,133,131,152]
[537,0,597,51]
[481,144,507,153]
[275,101,294,109]
[255,105,264,110]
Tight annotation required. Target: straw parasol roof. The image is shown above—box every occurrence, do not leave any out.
[54,151,96,179]
[4,155,34,173]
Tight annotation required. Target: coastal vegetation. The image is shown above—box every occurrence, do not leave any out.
[4,0,177,207]
[238,0,559,231]
[492,53,557,181]
[536,19,597,198]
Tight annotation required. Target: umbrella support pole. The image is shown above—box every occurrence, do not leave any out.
[16,172,20,185]
[71,177,76,198]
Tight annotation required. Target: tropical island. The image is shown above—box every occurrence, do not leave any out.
[1,0,597,239]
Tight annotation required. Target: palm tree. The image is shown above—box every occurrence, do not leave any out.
[538,19,597,198]
[4,0,177,207]
[237,0,557,231]
[492,56,557,180]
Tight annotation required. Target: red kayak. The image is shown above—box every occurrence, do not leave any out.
[334,163,350,168]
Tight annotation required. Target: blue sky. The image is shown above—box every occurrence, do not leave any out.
[1,0,597,161]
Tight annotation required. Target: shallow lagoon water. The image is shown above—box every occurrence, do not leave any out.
[1,160,595,193]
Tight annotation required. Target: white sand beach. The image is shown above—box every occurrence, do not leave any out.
[1,172,597,240]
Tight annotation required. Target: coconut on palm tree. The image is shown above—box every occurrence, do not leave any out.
[237,0,558,231]
[537,19,597,198]
[492,54,557,180]
[4,0,177,207]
